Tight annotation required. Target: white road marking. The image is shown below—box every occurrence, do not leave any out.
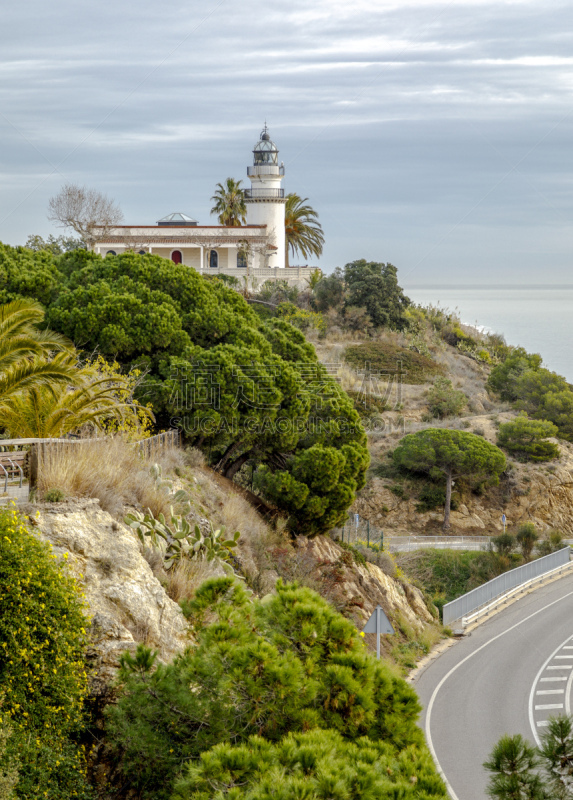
[540,677,567,681]
[426,590,573,799]
[535,703,564,710]
[536,689,564,695]
[530,632,573,745]
[554,655,573,659]
[563,646,573,649]
[537,720,550,727]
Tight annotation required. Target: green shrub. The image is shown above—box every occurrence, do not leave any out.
[491,532,515,556]
[276,302,326,335]
[416,485,447,512]
[497,414,560,461]
[336,540,367,566]
[536,529,565,556]
[344,342,444,385]
[389,484,408,500]
[44,487,66,502]
[0,506,91,799]
[516,522,538,561]
[173,728,447,800]
[426,377,467,419]
[0,710,18,800]
[107,579,432,799]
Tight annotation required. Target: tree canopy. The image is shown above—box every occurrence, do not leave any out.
[393,428,506,529]
[108,578,445,800]
[497,413,560,461]
[0,244,368,534]
[343,260,411,330]
[488,347,573,441]
[173,728,446,800]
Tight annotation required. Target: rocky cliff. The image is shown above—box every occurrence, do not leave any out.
[25,499,189,697]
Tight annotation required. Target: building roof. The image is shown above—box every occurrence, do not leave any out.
[157,212,198,227]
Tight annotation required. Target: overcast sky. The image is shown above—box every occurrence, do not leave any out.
[1,0,572,283]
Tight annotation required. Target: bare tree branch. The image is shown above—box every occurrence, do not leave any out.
[47,184,124,246]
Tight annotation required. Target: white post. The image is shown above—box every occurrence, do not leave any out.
[376,606,381,659]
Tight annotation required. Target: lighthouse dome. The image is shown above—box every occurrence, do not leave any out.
[253,125,279,166]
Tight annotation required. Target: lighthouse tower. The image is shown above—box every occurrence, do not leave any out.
[245,125,286,268]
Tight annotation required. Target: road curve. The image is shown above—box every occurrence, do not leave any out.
[415,572,573,800]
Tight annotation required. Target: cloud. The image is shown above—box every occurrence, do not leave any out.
[0,0,572,281]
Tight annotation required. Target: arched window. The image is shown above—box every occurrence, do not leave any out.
[209,250,218,269]
[237,251,247,268]
[171,250,182,264]
[106,250,116,256]
[138,250,146,255]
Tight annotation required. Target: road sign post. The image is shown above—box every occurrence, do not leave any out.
[362,604,394,659]
[502,513,507,533]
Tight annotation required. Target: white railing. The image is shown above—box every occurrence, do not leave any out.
[442,547,571,626]
[386,535,492,553]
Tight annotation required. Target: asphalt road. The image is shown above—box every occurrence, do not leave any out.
[415,572,573,800]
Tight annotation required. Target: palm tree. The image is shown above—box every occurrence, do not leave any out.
[210,178,247,226]
[0,361,151,439]
[0,299,78,407]
[284,194,325,268]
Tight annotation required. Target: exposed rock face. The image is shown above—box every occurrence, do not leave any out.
[303,535,433,632]
[357,415,573,536]
[28,499,188,696]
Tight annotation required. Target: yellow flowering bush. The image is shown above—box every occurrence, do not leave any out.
[0,506,92,799]
[86,355,154,439]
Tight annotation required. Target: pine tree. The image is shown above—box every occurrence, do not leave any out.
[107,579,435,799]
[484,734,548,800]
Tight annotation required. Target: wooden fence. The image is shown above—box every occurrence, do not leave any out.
[0,430,182,493]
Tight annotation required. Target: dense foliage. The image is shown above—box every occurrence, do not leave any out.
[497,413,560,461]
[173,728,446,800]
[0,506,91,799]
[343,260,411,330]
[107,579,442,800]
[393,429,506,529]
[488,347,573,440]
[0,245,369,533]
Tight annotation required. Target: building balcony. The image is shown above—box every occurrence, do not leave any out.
[244,188,285,199]
[247,165,285,177]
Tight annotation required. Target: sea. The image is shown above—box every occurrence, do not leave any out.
[403,285,573,383]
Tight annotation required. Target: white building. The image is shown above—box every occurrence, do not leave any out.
[92,127,316,287]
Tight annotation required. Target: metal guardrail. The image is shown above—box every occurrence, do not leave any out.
[442,547,571,625]
[386,535,492,553]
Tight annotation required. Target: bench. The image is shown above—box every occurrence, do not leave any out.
[0,451,28,492]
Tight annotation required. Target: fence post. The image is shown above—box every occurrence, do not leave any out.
[29,445,39,491]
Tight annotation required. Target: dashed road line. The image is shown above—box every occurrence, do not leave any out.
[529,634,573,743]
